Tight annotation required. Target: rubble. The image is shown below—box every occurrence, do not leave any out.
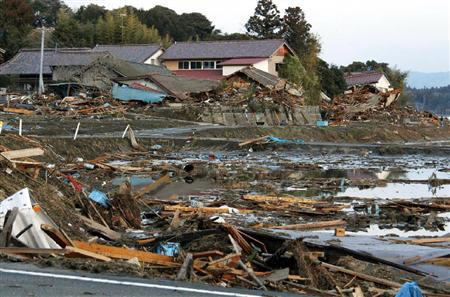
[322,85,441,126]
[0,134,448,297]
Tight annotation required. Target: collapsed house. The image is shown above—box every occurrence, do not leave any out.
[92,43,164,65]
[344,71,391,92]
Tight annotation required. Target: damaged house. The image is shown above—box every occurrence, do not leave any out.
[344,71,391,92]
[160,39,294,80]
[0,48,170,92]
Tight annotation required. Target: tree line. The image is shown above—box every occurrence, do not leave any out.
[0,0,409,103]
[407,86,450,116]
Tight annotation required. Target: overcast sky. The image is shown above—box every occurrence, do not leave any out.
[65,0,450,73]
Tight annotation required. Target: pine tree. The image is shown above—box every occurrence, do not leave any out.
[245,0,282,39]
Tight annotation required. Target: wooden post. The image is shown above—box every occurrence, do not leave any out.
[176,253,193,281]
[73,122,80,140]
[122,124,130,138]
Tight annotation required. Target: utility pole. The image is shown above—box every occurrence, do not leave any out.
[37,12,45,95]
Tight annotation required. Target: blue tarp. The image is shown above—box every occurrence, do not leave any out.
[112,84,166,103]
[395,282,423,297]
[88,190,109,208]
[265,136,305,145]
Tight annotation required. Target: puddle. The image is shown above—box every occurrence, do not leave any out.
[112,175,154,187]
[337,183,450,199]
[348,223,450,237]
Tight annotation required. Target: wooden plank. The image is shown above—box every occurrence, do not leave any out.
[41,224,73,248]
[193,250,225,259]
[65,246,111,262]
[134,175,171,197]
[76,215,121,241]
[1,148,44,160]
[425,258,450,267]
[2,107,34,115]
[73,241,175,265]
[271,220,346,231]
[238,136,268,147]
[0,207,19,247]
[408,237,450,244]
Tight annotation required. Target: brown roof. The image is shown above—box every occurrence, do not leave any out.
[229,67,286,89]
[161,39,290,60]
[344,71,386,86]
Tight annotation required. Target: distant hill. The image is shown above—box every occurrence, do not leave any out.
[407,71,450,88]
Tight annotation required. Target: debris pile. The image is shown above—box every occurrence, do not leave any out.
[323,86,440,125]
[0,136,449,296]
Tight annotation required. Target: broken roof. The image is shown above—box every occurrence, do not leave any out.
[229,67,286,90]
[116,74,220,99]
[344,71,386,87]
[0,48,105,75]
[93,44,162,63]
[161,39,288,60]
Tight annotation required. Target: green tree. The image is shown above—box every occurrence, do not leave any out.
[279,55,321,105]
[282,6,321,71]
[53,9,83,47]
[31,0,69,26]
[179,13,214,40]
[245,0,282,39]
[0,0,34,59]
[317,59,346,98]
[137,6,181,40]
[75,4,106,24]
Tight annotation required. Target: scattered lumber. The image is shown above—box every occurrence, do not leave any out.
[41,224,74,248]
[164,206,252,214]
[65,246,112,262]
[271,220,346,231]
[134,174,171,197]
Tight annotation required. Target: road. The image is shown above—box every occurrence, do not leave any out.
[0,262,306,297]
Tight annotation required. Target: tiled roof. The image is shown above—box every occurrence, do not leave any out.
[93,44,161,63]
[161,39,286,60]
[0,48,106,75]
[344,71,386,86]
[173,70,224,81]
[218,58,266,66]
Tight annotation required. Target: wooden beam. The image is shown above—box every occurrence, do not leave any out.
[271,220,346,231]
[73,241,176,265]
[76,215,121,241]
[134,175,171,197]
[0,247,65,255]
[176,253,193,281]
[164,206,253,214]
[408,237,450,244]
[2,107,34,115]
[320,261,402,288]
[1,148,44,160]
[0,207,19,247]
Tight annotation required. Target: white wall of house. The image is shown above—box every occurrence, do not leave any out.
[374,75,391,90]
[144,49,164,65]
[222,65,246,76]
[252,59,270,73]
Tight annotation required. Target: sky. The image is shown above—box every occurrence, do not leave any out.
[65,0,450,73]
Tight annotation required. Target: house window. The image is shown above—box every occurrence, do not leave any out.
[216,61,223,69]
[190,61,202,69]
[203,61,215,69]
[275,63,283,72]
[178,61,189,69]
